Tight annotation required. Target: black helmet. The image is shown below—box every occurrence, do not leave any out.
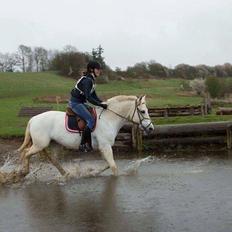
[87,61,101,72]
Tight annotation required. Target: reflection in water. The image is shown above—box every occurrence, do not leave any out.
[23,177,126,232]
[22,176,159,232]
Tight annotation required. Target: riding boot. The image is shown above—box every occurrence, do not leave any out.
[79,126,92,152]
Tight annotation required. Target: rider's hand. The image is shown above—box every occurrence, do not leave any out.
[101,103,108,110]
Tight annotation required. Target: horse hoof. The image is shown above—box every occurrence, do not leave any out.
[111,166,118,176]
[64,172,71,180]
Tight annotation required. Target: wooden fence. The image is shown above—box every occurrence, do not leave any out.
[18,107,53,117]
[18,104,209,119]
[114,121,232,152]
[148,105,207,117]
[143,121,232,151]
[216,107,232,115]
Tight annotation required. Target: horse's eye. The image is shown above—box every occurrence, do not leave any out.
[141,110,145,114]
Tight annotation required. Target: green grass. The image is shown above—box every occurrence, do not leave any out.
[0,72,231,136]
[0,72,74,136]
[154,115,232,125]
[98,79,203,107]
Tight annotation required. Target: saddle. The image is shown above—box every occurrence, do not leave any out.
[65,106,97,133]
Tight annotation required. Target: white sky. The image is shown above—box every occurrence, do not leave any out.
[0,0,232,69]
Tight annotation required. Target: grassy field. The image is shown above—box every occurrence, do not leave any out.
[0,72,232,136]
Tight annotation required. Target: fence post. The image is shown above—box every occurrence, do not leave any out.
[56,96,61,110]
[164,108,168,118]
[132,125,136,150]
[201,105,204,116]
[132,125,143,153]
[190,106,194,115]
[226,124,232,149]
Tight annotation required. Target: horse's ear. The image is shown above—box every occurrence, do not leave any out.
[138,95,146,103]
[142,94,146,100]
[137,95,143,103]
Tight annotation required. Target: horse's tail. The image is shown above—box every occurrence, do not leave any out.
[17,121,31,152]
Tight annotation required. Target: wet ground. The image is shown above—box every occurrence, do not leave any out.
[0,149,232,232]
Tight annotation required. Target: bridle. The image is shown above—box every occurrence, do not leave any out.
[99,99,153,131]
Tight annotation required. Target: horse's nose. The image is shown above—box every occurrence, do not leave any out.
[147,124,154,134]
[149,123,155,131]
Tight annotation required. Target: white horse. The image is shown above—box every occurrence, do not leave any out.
[18,95,154,176]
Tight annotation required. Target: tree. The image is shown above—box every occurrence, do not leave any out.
[0,53,18,72]
[215,65,227,77]
[17,45,32,72]
[223,63,232,77]
[189,78,206,96]
[34,47,48,72]
[148,61,169,77]
[63,45,77,53]
[205,77,221,98]
[174,64,197,79]
[51,50,90,77]
[92,45,106,69]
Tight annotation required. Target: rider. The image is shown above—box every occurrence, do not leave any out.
[69,60,107,152]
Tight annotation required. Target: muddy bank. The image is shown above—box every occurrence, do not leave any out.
[0,138,22,164]
[0,137,22,152]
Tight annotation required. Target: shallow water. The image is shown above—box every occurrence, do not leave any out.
[1,153,232,232]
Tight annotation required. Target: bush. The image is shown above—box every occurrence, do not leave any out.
[189,78,206,96]
[205,77,221,98]
[179,80,192,91]
[51,51,90,77]
[174,64,197,79]
[148,62,169,77]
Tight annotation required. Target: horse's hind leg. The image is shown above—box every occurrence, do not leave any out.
[21,145,42,176]
[19,141,32,161]
[100,145,118,176]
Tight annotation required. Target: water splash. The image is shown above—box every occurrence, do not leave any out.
[0,150,24,185]
[23,159,110,185]
[0,151,156,185]
[124,156,154,175]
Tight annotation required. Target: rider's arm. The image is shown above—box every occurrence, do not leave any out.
[82,79,103,106]
[91,90,103,103]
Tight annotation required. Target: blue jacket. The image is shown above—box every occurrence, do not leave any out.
[70,73,103,106]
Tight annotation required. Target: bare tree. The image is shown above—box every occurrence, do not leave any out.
[0,53,18,72]
[63,45,77,53]
[33,47,48,72]
[18,45,32,72]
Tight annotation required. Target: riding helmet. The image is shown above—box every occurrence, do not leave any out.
[87,61,101,71]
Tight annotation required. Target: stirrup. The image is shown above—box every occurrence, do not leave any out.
[79,143,92,152]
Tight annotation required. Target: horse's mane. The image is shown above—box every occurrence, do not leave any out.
[106,95,137,105]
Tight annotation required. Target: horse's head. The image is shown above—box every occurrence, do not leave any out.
[133,95,154,134]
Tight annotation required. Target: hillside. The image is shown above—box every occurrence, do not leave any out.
[0,72,231,136]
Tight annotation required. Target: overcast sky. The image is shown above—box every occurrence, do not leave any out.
[0,0,232,69]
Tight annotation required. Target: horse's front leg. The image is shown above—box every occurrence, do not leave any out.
[99,145,118,176]
[43,148,67,176]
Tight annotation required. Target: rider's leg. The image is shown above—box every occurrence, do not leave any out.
[69,103,94,151]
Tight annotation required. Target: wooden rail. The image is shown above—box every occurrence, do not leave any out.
[216,107,232,115]
[115,121,232,152]
[18,107,53,117]
[144,121,232,150]
[148,105,207,117]
[18,105,208,118]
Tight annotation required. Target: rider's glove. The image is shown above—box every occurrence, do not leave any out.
[100,103,108,110]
